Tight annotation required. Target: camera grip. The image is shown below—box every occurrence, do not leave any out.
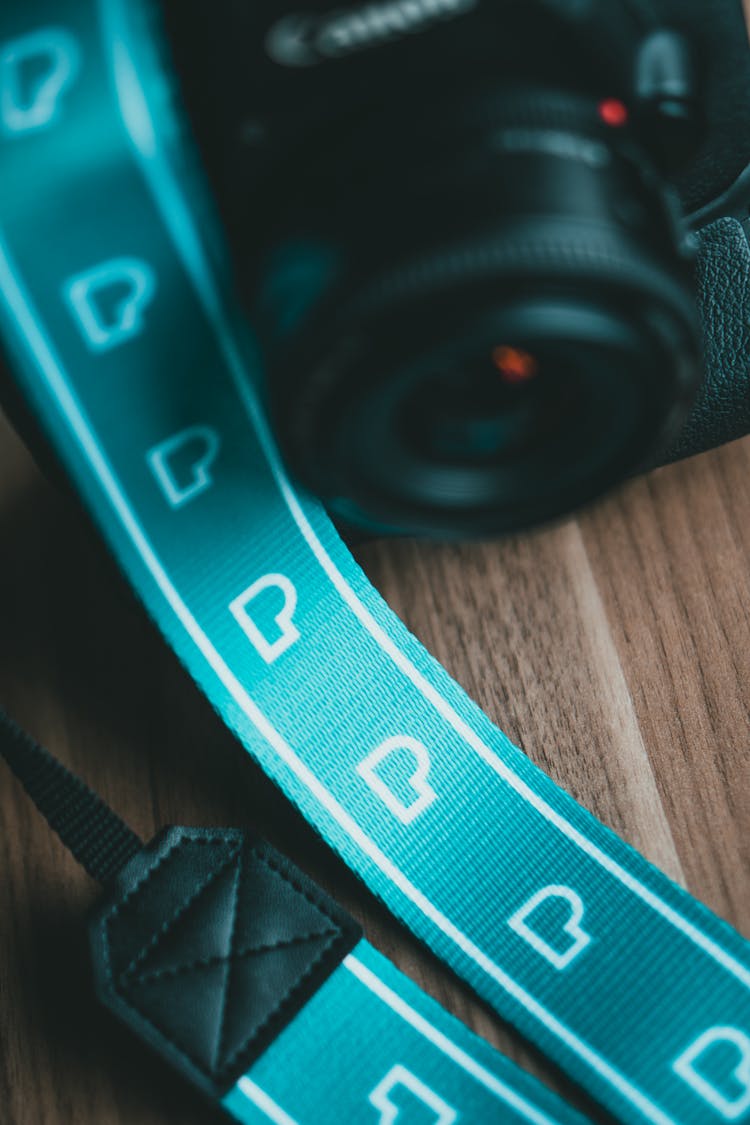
[666,217,750,461]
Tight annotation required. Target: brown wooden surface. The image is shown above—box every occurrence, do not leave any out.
[1,402,749,1124]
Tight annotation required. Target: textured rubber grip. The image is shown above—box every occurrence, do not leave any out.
[668,218,750,460]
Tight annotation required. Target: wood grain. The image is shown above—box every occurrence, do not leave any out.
[1,401,748,1125]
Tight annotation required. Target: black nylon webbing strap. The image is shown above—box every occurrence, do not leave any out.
[0,707,142,883]
[0,709,364,1101]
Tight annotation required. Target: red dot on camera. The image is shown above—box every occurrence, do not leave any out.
[598,98,629,128]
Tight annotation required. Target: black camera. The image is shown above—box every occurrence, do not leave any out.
[160,0,750,537]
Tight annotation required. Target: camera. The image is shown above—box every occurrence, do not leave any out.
[158,0,750,537]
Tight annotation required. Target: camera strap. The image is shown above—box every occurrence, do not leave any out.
[0,708,587,1125]
[0,2,749,1124]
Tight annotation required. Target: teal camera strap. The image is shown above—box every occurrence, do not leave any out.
[0,1,749,1123]
[0,711,585,1125]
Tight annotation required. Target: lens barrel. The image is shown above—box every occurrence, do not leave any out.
[264,90,701,536]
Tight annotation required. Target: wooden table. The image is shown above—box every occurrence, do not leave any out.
[1,406,748,1124]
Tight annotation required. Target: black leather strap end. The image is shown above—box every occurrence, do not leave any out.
[88,827,362,1099]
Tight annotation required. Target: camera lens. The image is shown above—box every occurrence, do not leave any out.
[254,87,701,536]
[292,288,685,535]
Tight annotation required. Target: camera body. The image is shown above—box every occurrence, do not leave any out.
[162,0,750,537]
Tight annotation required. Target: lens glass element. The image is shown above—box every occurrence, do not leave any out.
[311,297,682,536]
[400,343,576,466]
